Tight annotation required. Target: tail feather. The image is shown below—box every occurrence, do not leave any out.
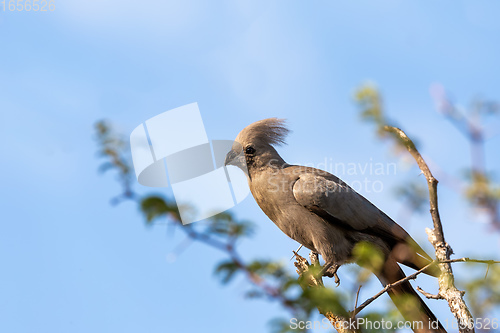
[376,258,447,333]
[392,242,441,277]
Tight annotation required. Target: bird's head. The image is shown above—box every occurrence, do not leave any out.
[224,118,290,173]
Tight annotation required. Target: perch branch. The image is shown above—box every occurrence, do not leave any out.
[294,253,358,333]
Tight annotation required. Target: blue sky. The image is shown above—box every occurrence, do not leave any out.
[1,1,500,332]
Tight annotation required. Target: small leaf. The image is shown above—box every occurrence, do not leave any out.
[214,260,240,284]
[352,241,384,274]
[140,196,178,223]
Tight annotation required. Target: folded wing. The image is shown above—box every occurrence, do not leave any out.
[291,168,435,271]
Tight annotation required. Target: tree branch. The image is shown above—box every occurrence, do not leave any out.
[417,287,444,300]
[351,260,435,316]
[294,253,359,333]
[384,125,476,333]
[440,258,500,265]
[351,257,500,317]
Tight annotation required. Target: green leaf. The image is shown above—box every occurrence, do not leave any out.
[299,286,348,317]
[214,260,240,284]
[208,212,255,238]
[352,241,384,275]
[247,260,286,279]
[140,196,179,223]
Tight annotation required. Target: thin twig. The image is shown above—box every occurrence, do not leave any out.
[440,258,500,265]
[290,245,303,260]
[352,285,362,321]
[416,286,444,300]
[351,261,435,316]
[350,256,500,316]
[485,264,491,279]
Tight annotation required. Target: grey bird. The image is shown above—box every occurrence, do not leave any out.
[224,118,446,333]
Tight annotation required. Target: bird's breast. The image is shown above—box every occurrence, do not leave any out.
[249,172,318,251]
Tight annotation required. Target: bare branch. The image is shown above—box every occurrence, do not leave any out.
[417,287,444,300]
[351,256,500,317]
[352,285,362,321]
[351,260,435,316]
[440,258,500,265]
[383,126,446,242]
[384,125,476,333]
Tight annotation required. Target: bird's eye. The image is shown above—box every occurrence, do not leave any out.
[245,146,255,155]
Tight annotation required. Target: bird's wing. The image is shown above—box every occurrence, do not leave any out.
[291,167,432,261]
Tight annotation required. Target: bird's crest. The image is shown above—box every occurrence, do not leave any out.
[235,118,290,147]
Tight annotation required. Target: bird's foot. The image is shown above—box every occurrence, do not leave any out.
[309,253,341,286]
[322,263,341,286]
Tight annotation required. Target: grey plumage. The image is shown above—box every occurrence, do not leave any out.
[236,118,290,147]
[225,118,446,333]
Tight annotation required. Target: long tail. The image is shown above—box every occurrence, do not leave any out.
[376,258,447,333]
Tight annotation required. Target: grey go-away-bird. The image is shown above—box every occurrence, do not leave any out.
[224,118,446,333]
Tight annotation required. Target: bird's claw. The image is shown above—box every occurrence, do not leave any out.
[323,264,341,286]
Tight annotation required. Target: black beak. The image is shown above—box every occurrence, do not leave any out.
[224,147,248,170]
[224,149,239,166]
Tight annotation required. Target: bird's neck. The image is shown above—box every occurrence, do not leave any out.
[247,154,288,179]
